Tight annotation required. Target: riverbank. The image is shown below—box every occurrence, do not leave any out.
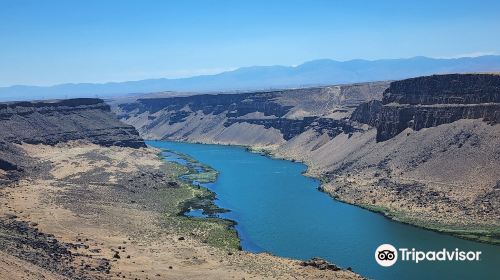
[318,185,500,245]
[0,141,361,280]
[214,139,500,246]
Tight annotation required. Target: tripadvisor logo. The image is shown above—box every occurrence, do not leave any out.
[375,244,482,267]
[375,244,398,267]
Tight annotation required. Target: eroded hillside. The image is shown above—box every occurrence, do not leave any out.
[113,82,389,148]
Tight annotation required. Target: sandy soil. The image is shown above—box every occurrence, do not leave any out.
[0,142,361,280]
[0,251,67,280]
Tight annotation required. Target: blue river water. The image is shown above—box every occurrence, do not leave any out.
[147,140,499,280]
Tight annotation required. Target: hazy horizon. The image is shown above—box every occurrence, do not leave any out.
[1,0,500,87]
[1,55,499,88]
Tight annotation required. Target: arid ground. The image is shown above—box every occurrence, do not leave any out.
[0,141,361,280]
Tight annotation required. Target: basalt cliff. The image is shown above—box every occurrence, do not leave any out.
[352,74,500,141]
[0,98,145,148]
[115,74,500,244]
[113,82,389,147]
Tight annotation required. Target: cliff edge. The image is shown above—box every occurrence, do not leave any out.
[352,74,500,141]
[0,98,145,148]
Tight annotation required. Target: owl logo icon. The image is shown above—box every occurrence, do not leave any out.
[375,244,398,267]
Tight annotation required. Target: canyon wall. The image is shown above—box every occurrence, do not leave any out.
[0,98,145,148]
[114,74,500,243]
[352,74,500,141]
[113,82,388,147]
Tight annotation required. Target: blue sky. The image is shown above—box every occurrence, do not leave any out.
[1,0,499,86]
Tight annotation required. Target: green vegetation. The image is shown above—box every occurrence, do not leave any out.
[163,149,219,183]
[247,146,272,156]
[400,216,500,245]
[358,202,500,245]
[157,157,240,250]
[182,169,218,184]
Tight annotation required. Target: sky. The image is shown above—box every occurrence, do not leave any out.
[1,0,499,87]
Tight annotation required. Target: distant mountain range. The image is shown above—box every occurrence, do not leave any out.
[2,55,500,101]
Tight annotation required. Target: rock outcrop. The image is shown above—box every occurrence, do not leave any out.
[299,258,342,271]
[0,98,145,148]
[350,100,382,127]
[352,74,500,141]
[0,140,25,184]
[383,74,500,105]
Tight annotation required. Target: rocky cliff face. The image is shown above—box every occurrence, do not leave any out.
[113,82,388,146]
[352,74,500,141]
[383,74,500,105]
[0,98,145,182]
[0,98,145,148]
[350,100,382,127]
[0,140,25,184]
